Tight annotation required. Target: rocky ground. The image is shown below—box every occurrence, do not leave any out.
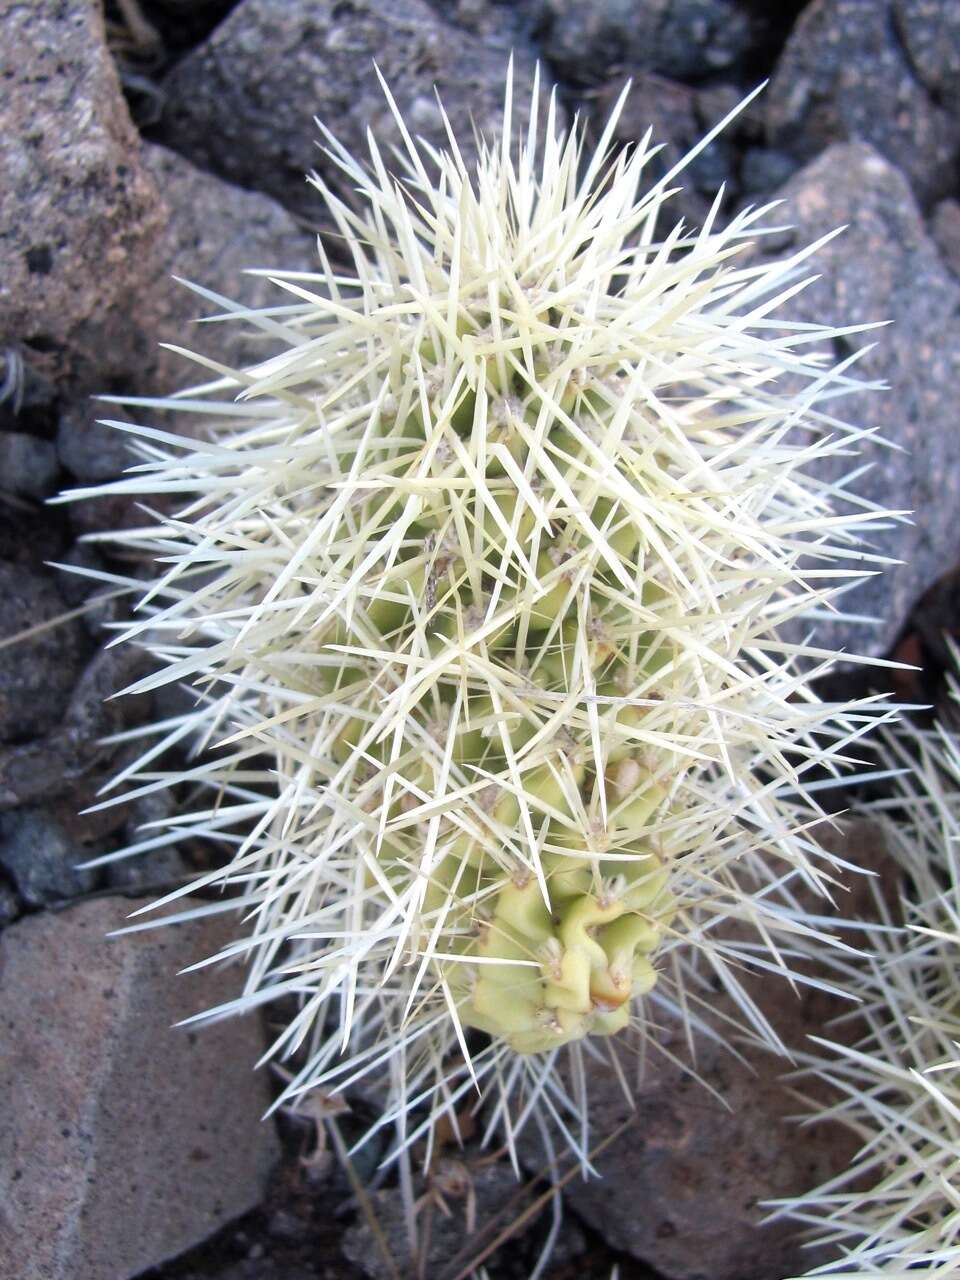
[2,2,960,1278]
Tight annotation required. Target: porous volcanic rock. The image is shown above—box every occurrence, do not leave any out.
[892,0,960,113]
[156,0,549,225]
[930,198,960,279]
[0,640,151,812]
[0,0,166,388]
[0,807,98,906]
[1,0,316,449]
[140,141,318,394]
[57,141,317,483]
[766,0,959,206]
[760,143,960,658]
[0,897,280,1280]
[0,561,88,745]
[536,0,754,84]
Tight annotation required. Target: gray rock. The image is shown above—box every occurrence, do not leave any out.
[156,0,549,225]
[106,788,189,895]
[0,641,152,811]
[139,141,317,392]
[53,542,112,608]
[57,401,134,483]
[55,141,317,494]
[558,1033,852,1280]
[537,0,753,83]
[739,146,800,196]
[893,0,960,112]
[0,0,316,406]
[0,808,98,906]
[930,198,960,278]
[0,0,166,389]
[0,896,281,1280]
[0,431,59,498]
[0,879,18,928]
[758,143,960,657]
[0,561,88,745]
[766,0,958,206]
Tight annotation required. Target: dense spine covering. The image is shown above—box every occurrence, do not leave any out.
[777,711,960,1278]
[65,69,898,1164]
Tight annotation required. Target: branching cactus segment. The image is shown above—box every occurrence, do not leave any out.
[777,708,960,1279]
[65,68,900,1159]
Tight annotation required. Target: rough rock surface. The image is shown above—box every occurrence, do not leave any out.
[757,143,960,657]
[0,561,88,745]
[930,198,960,278]
[0,807,98,906]
[557,820,893,1280]
[0,640,151,812]
[140,140,318,393]
[893,0,960,113]
[766,0,959,206]
[0,432,59,499]
[157,0,548,225]
[537,0,754,84]
[1,0,316,460]
[0,896,280,1280]
[56,140,317,482]
[0,0,165,388]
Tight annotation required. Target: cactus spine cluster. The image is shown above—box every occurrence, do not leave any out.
[70,69,897,1157]
[778,709,960,1278]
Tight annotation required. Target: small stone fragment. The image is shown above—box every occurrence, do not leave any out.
[0,561,88,745]
[0,807,98,906]
[57,403,135,483]
[930,198,960,278]
[0,641,152,811]
[0,432,59,498]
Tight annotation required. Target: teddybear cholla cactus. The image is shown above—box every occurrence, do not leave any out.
[69,69,896,1151]
[776,708,960,1278]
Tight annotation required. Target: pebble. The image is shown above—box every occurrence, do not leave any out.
[0,807,98,907]
[0,432,59,499]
